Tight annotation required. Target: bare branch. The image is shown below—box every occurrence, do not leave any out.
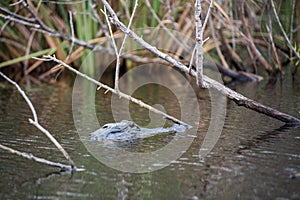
[0,72,75,167]
[0,13,40,28]
[100,0,300,125]
[44,55,192,128]
[194,0,212,88]
[31,27,108,52]
[0,5,35,22]
[201,0,214,35]
[0,144,76,171]
[116,0,139,92]
[102,8,120,91]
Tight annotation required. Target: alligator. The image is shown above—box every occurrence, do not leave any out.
[90,120,188,143]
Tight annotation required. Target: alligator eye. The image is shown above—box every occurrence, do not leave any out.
[110,131,119,134]
[103,125,108,129]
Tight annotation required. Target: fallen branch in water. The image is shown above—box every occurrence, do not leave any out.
[0,144,77,172]
[101,0,300,125]
[0,71,76,170]
[40,55,191,128]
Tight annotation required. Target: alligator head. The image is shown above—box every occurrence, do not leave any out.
[90,120,141,142]
[90,120,188,143]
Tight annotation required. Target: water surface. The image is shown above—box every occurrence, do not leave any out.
[0,75,300,199]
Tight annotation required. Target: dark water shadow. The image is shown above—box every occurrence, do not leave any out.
[237,123,300,153]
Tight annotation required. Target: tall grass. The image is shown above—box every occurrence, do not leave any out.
[74,1,98,76]
[0,0,298,81]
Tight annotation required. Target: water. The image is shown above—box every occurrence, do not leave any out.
[0,75,300,199]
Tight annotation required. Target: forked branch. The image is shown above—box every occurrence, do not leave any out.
[100,0,300,125]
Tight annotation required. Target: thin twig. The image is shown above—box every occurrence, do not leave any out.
[21,0,55,33]
[0,5,35,22]
[116,0,139,92]
[0,72,38,122]
[31,28,108,52]
[188,45,197,72]
[118,0,138,55]
[201,0,214,36]
[0,13,40,28]
[101,7,120,91]
[102,0,138,92]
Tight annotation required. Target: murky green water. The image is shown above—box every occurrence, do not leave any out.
[0,73,300,199]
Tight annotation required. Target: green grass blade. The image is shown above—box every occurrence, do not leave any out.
[151,0,160,27]
[0,48,56,68]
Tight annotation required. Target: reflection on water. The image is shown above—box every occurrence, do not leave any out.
[0,75,300,199]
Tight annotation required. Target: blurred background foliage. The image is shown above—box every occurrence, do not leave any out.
[0,0,299,84]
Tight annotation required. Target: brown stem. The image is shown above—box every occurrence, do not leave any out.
[239,1,273,74]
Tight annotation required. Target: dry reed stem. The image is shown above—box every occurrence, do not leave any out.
[239,1,273,74]
[209,16,230,69]
[270,0,300,61]
[145,0,189,51]
[266,25,282,72]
